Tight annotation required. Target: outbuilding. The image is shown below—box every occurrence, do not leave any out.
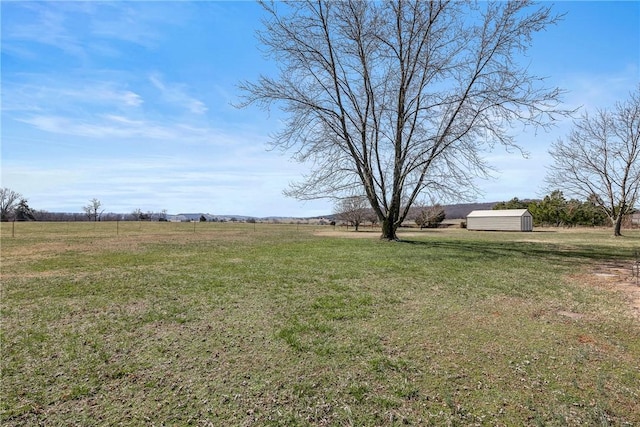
[466,209,533,232]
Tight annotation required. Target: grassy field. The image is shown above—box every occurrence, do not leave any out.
[1,222,639,426]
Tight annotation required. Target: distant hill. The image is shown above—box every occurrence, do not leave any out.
[174,213,217,221]
[32,203,498,222]
[252,202,498,221]
[305,202,499,221]
[166,203,501,222]
[443,202,497,219]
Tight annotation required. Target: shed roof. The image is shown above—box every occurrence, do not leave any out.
[467,209,530,218]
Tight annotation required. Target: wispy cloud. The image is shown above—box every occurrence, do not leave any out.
[89,4,162,48]
[1,77,143,113]
[562,65,639,111]
[1,2,187,60]
[3,3,86,58]
[16,113,218,142]
[3,72,219,144]
[149,73,208,115]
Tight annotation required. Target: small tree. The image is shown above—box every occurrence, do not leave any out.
[132,208,143,221]
[14,199,36,221]
[83,198,104,222]
[0,188,22,222]
[583,195,610,226]
[334,195,368,231]
[365,211,378,228]
[132,209,152,221]
[528,190,567,227]
[414,204,446,229]
[546,88,640,236]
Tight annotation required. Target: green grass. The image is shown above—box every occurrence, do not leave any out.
[2,222,639,425]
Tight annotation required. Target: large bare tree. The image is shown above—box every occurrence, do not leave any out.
[241,0,566,240]
[546,88,640,236]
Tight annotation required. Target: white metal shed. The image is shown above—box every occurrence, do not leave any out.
[466,209,533,231]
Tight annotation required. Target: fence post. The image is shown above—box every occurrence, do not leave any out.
[635,249,639,286]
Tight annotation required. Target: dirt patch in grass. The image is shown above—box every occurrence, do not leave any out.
[313,229,432,239]
[314,229,381,238]
[556,310,586,320]
[573,260,640,320]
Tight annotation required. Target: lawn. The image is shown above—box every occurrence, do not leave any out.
[1,222,639,426]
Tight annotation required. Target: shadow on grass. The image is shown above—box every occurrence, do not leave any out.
[398,238,635,267]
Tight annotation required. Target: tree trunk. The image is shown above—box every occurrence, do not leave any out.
[614,215,623,237]
[381,215,399,240]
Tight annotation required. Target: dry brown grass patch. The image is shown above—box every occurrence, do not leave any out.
[571,260,640,320]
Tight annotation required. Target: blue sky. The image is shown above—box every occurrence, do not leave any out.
[1,1,638,217]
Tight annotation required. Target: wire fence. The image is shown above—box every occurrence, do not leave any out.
[0,220,336,239]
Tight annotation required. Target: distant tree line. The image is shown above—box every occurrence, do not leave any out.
[494,191,620,228]
[0,190,174,222]
[13,210,167,222]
